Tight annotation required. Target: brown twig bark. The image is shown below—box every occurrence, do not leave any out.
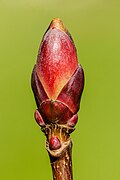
[50,142,72,180]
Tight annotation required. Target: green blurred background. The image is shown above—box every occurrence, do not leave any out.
[0,0,120,179]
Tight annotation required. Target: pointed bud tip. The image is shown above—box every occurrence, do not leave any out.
[49,18,67,33]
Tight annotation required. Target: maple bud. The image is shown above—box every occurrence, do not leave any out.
[31,18,84,128]
[31,19,85,180]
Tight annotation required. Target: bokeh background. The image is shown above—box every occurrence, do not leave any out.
[0,0,120,179]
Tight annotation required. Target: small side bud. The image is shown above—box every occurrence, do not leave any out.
[34,109,45,127]
[49,136,61,150]
[67,114,78,127]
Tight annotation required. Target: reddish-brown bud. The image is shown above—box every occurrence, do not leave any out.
[49,136,61,150]
[34,109,45,127]
[31,18,84,127]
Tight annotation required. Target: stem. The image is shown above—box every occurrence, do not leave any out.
[50,141,73,180]
[42,124,74,180]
